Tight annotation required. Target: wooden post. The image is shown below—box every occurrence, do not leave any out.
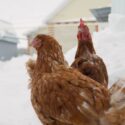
[95,24,99,32]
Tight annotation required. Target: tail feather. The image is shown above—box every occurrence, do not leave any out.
[100,79,125,125]
[26,59,35,78]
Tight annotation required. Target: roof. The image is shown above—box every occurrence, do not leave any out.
[90,7,111,22]
[0,20,19,43]
[46,0,111,23]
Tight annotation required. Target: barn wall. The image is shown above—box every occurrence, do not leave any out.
[0,40,17,60]
[50,0,111,23]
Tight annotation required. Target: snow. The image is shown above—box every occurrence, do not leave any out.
[109,14,125,32]
[0,55,41,125]
[0,13,125,124]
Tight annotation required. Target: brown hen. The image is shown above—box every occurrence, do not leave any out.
[26,34,109,125]
[71,19,108,87]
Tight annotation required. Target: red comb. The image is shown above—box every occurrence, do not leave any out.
[79,18,85,27]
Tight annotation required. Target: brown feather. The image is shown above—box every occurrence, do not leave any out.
[100,79,125,125]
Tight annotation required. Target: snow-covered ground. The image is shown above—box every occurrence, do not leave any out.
[0,56,41,125]
[0,13,125,125]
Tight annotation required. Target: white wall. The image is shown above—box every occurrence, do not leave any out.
[49,0,111,23]
[112,0,125,15]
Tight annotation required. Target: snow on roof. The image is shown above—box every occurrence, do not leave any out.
[0,20,19,43]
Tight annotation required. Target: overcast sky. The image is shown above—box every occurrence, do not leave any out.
[0,0,65,34]
[0,0,66,47]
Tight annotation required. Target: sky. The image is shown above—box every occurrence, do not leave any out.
[0,0,65,34]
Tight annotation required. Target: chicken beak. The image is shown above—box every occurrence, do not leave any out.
[31,38,41,48]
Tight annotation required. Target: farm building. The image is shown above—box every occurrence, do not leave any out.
[0,20,19,61]
[26,0,111,53]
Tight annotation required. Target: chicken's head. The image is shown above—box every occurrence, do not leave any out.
[77,18,92,42]
[32,34,61,51]
[31,34,65,63]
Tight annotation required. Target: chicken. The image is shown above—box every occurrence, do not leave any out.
[26,34,110,125]
[100,79,125,125]
[71,19,108,87]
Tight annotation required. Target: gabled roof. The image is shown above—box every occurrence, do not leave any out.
[46,0,111,24]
